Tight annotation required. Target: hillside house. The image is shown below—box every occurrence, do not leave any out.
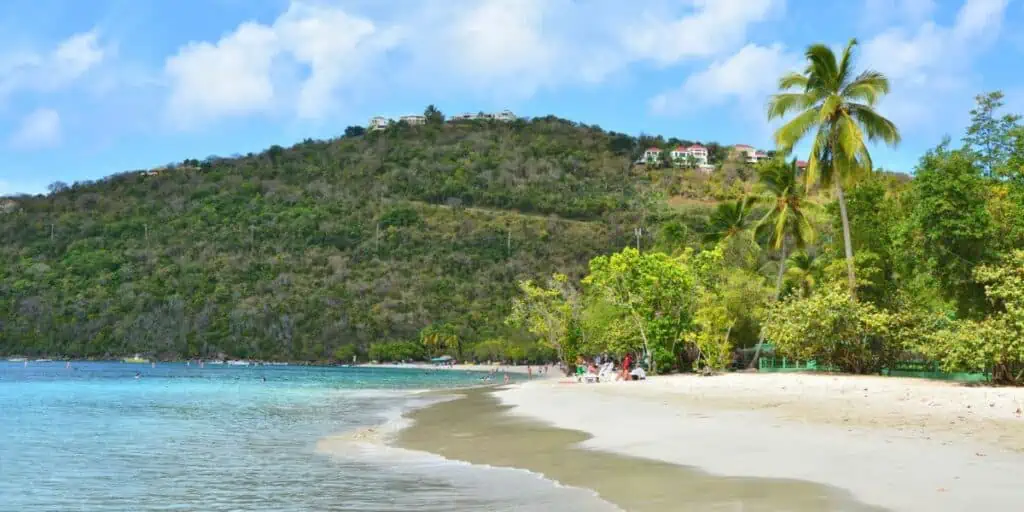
[643,147,662,164]
[368,116,388,131]
[671,144,709,165]
[399,115,426,125]
[698,163,715,174]
[796,160,809,172]
[0,198,18,214]
[733,144,769,164]
[494,110,516,121]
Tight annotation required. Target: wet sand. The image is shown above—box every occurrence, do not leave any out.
[396,388,881,512]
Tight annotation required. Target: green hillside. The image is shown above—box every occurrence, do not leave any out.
[0,116,721,361]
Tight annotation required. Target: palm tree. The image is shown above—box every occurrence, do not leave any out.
[703,196,756,243]
[784,250,821,297]
[767,38,900,299]
[748,158,815,367]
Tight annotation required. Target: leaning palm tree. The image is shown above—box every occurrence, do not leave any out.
[767,38,900,299]
[748,158,815,367]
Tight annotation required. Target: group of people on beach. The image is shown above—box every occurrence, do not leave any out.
[574,352,646,383]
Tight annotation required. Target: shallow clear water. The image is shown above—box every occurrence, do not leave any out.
[0,362,603,511]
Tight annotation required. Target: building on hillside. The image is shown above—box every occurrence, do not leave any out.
[643,147,662,164]
[399,115,426,125]
[368,116,389,131]
[697,163,715,174]
[670,144,710,167]
[733,144,770,164]
[0,198,18,214]
[796,160,809,172]
[494,110,516,121]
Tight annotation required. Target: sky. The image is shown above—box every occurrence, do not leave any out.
[1,0,1022,196]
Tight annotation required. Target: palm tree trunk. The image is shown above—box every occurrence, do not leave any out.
[749,242,786,369]
[835,181,857,300]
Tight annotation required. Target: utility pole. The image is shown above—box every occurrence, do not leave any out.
[50,223,55,241]
[375,222,380,254]
[634,227,642,252]
[506,227,512,257]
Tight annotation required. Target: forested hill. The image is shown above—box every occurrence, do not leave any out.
[0,116,700,360]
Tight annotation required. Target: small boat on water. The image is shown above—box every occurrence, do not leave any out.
[34,359,53,363]
[123,354,150,364]
[206,360,225,365]
[8,357,27,362]
[226,360,251,366]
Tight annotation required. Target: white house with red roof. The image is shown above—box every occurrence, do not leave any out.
[733,144,770,164]
[643,147,662,163]
[670,144,709,165]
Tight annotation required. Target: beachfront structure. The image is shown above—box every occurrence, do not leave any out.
[399,115,426,126]
[368,116,388,131]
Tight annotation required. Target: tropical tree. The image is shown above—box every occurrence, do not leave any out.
[506,275,573,363]
[703,196,755,243]
[423,104,444,124]
[784,250,821,298]
[749,157,815,366]
[768,38,901,299]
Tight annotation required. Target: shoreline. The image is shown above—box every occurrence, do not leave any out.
[495,373,1024,511]
[357,362,555,375]
[389,387,876,511]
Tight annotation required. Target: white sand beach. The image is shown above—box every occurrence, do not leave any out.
[496,373,1024,512]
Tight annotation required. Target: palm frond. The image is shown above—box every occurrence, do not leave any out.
[841,70,889,106]
[767,92,815,120]
[778,72,809,91]
[805,44,839,92]
[847,103,901,145]
[774,107,819,152]
[836,38,859,87]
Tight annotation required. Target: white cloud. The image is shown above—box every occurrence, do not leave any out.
[622,0,784,66]
[650,43,800,115]
[0,30,106,96]
[164,1,399,126]
[9,108,61,150]
[862,0,936,26]
[860,0,1009,129]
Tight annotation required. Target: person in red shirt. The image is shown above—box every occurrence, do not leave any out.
[620,353,632,381]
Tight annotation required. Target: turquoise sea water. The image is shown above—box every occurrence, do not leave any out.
[0,362,609,512]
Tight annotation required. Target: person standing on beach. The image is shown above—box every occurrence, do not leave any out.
[527,365,532,379]
[620,353,632,381]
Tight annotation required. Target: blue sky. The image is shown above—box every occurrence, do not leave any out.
[1,0,1022,196]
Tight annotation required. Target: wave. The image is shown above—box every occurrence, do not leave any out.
[317,391,621,512]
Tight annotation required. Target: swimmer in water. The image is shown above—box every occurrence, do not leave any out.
[135,372,141,379]
[261,376,266,382]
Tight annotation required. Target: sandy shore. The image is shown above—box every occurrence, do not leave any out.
[496,373,1024,512]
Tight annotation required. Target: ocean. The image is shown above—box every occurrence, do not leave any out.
[0,361,614,512]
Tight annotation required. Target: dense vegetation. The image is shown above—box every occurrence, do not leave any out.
[1,115,745,361]
[506,41,1024,384]
[5,39,1022,385]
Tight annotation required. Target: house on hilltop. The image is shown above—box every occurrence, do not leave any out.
[368,116,388,131]
[399,115,426,125]
[670,144,709,166]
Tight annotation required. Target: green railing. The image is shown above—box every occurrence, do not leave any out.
[758,356,990,382]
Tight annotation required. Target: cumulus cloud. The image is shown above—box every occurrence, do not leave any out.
[164,1,400,126]
[622,0,784,66]
[0,30,107,97]
[649,43,800,115]
[9,108,61,150]
[860,0,1009,129]
[163,0,785,124]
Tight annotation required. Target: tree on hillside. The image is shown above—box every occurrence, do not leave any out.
[344,125,366,138]
[768,38,901,299]
[963,91,1021,179]
[749,157,815,366]
[424,104,444,124]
